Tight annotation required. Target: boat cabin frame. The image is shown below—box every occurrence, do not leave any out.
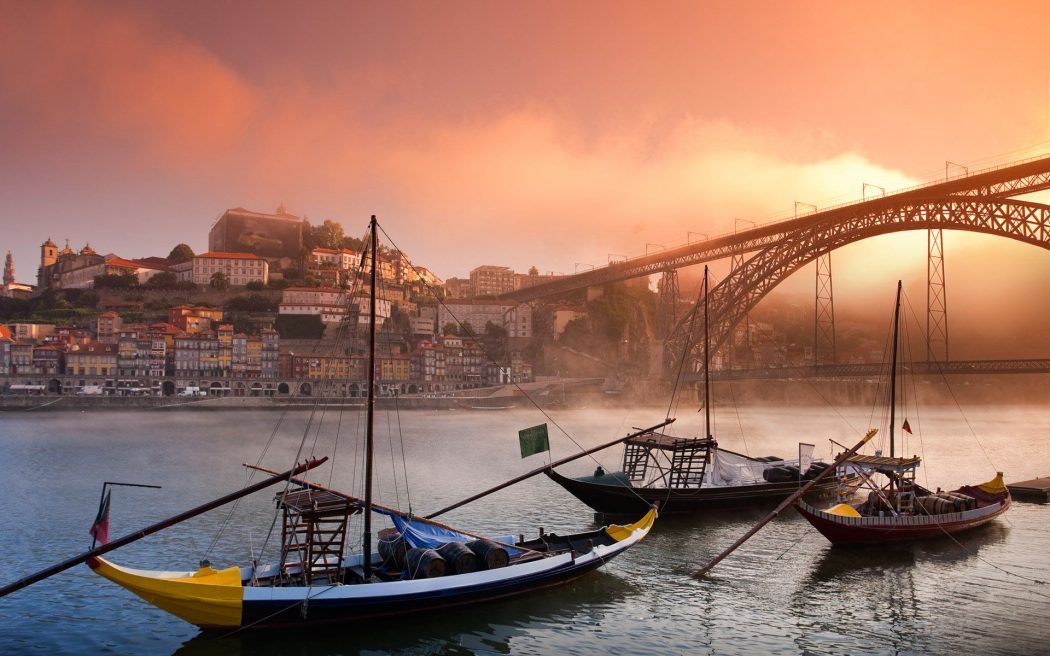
[622,431,715,489]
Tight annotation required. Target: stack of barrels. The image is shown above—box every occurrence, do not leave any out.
[378,528,511,580]
[916,491,977,515]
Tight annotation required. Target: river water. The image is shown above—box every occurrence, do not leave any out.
[0,403,1048,655]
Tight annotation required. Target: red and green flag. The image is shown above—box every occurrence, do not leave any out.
[89,489,111,547]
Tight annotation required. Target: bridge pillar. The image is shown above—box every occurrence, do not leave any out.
[814,252,836,365]
[657,269,680,339]
[927,228,948,362]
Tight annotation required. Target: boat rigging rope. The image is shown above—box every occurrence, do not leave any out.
[393,389,413,514]
[375,223,656,508]
[202,407,295,561]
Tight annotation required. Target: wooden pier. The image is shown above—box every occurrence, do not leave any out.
[1007,477,1050,503]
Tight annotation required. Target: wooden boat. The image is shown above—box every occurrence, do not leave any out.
[546,265,849,516]
[795,281,1010,545]
[545,432,845,515]
[0,216,657,630]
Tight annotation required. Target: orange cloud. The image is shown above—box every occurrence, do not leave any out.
[0,0,258,165]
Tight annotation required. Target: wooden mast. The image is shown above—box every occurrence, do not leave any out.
[889,280,902,459]
[362,215,378,581]
[703,265,711,439]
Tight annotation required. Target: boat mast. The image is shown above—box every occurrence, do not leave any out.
[703,265,711,439]
[362,215,378,581]
[889,280,902,459]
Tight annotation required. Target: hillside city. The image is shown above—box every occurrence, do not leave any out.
[0,206,873,399]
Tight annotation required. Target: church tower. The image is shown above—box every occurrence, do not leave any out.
[3,251,13,285]
[39,237,58,288]
[41,238,58,269]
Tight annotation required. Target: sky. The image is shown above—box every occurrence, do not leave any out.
[2,0,1050,354]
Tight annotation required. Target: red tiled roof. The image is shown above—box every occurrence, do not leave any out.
[197,252,267,260]
[103,256,140,269]
[284,286,347,293]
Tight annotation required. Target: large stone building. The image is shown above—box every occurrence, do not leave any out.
[172,252,269,287]
[437,299,532,338]
[208,207,304,270]
[469,265,514,297]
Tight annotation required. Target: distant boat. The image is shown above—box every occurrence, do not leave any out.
[546,265,849,516]
[795,281,1010,545]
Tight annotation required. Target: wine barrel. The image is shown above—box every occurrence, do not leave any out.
[803,462,830,479]
[377,528,407,569]
[762,466,793,483]
[436,541,480,575]
[405,548,447,579]
[945,492,976,511]
[467,540,509,569]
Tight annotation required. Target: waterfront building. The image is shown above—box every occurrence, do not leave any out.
[66,343,118,377]
[0,325,11,375]
[172,252,269,287]
[8,323,57,342]
[97,312,123,344]
[261,328,279,379]
[10,342,33,374]
[469,265,514,297]
[31,345,62,375]
[415,340,447,392]
[169,306,224,334]
[437,299,532,338]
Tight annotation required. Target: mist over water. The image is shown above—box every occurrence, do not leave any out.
[1,402,1048,655]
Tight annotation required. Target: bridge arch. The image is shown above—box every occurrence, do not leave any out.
[668,197,1050,374]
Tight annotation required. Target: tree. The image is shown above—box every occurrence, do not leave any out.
[442,322,459,336]
[528,266,539,276]
[168,243,195,263]
[145,271,179,289]
[313,219,345,250]
[246,280,264,291]
[209,272,230,291]
[93,271,138,289]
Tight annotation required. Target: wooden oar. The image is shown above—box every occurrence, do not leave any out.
[690,429,877,578]
[426,418,676,519]
[0,457,327,598]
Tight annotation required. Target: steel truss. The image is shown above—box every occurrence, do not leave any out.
[501,156,1050,303]
[667,197,1050,376]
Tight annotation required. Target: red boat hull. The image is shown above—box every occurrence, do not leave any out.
[795,496,1011,546]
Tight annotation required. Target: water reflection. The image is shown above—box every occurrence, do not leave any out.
[174,573,635,656]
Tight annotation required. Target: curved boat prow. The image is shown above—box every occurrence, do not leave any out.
[605,507,657,543]
[87,557,244,628]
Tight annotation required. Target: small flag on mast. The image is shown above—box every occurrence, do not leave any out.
[518,423,550,458]
[89,488,111,547]
[902,418,912,435]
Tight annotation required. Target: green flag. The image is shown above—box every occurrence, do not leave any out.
[518,423,550,458]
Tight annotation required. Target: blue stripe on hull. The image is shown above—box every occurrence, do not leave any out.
[236,555,611,629]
